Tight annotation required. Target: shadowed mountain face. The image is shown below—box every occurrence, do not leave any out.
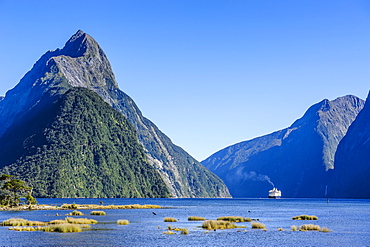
[0,30,230,198]
[0,88,170,198]
[330,92,370,198]
[202,96,364,198]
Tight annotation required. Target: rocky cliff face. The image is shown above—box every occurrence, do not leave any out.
[330,92,370,198]
[202,95,364,198]
[0,30,230,198]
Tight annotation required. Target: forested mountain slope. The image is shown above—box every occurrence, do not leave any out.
[0,87,170,198]
[0,30,230,198]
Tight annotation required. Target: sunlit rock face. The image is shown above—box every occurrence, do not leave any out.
[0,30,230,198]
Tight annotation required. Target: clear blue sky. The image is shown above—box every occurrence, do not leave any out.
[0,0,369,161]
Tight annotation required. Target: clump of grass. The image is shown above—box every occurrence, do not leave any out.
[1,218,46,226]
[117,219,130,225]
[2,218,27,226]
[188,216,206,221]
[43,223,82,233]
[67,210,84,216]
[217,216,251,222]
[201,220,237,230]
[321,227,332,233]
[251,222,266,229]
[49,219,68,224]
[164,217,177,222]
[90,211,106,215]
[163,230,175,234]
[61,204,78,209]
[9,226,37,231]
[299,224,320,231]
[278,228,283,231]
[169,226,188,233]
[65,217,97,224]
[26,220,46,226]
[291,225,297,231]
[292,215,318,220]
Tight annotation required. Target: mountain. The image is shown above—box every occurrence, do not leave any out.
[330,92,370,198]
[0,87,170,198]
[202,95,364,198]
[0,30,230,198]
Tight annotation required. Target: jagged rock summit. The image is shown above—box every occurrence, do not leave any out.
[0,30,230,198]
[202,95,364,198]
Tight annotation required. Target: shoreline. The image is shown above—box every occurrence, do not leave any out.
[0,203,163,211]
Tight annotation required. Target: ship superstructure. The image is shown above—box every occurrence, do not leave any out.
[268,188,281,198]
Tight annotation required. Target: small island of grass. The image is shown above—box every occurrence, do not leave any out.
[2,217,98,233]
[201,220,238,230]
[292,215,318,220]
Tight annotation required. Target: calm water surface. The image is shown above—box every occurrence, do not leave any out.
[0,198,369,246]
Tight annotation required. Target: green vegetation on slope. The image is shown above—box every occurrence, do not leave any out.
[0,30,230,198]
[0,174,37,207]
[0,87,170,198]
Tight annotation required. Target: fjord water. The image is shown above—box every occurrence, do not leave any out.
[1,198,369,246]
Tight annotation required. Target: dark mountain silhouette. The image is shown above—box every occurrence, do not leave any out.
[329,92,370,198]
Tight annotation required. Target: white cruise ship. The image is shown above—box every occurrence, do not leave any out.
[268,188,281,198]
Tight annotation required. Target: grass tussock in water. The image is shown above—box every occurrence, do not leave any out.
[188,216,206,221]
[217,216,251,222]
[117,219,130,225]
[168,226,182,231]
[251,222,266,229]
[61,204,78,209]
[2,217,96,233]
[165,226,189,234]
[164,217,177,222]
[292,215,318,220]
[43,223,82,233]
[202,220,237,230]
[65,217,98,224]
[49,219,68,224]
[67,210,84,216]
[9,226,41,231]
[298,224,331,232]
[291,225,297,231]
[1,218,46,226]
[90,211,106,215]
[299,224,320,231]
[321,227,332,232]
